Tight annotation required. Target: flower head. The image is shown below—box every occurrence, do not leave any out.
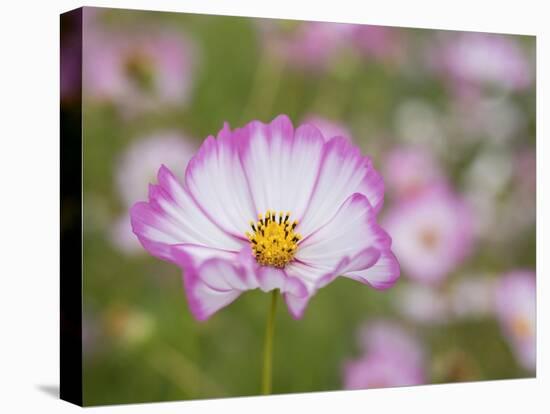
[495,270,536,372]
[131,115,399,320]
[384,185,474,284]
[344,321,426,389]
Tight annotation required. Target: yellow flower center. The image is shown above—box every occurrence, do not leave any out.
[246,210,301,268]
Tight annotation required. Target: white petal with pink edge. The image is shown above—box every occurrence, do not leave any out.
[185,123,257,239]
[238,115,325,219]
[131,165,243,263]
[297,137,384,239]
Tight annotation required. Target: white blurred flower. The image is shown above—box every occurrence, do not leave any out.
[394,283,449,325]
[449,275,496,319]
[394,100,447,156]
[111,132,195,255]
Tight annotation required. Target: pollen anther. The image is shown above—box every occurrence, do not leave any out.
[246,210,301,268]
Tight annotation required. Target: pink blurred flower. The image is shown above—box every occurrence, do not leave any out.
[344,321,426,389]
[302,115,352,141]
[352,25,404,63]
[83,24,196,113]
[514,148,536,197]
[130,115,399,320]
[111,132,195,255]
[384,185,474,284]
[432,32,532,96]
[259,20,353,71]
[495,270,536,372]
[384,146,446,200]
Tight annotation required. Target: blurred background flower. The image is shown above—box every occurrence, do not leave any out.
[83,9,197,116]
[383,146,446,200]
[383,185,474,284]
[257,20,353,72]
[69,6,535,405]
[110,132,195,255]
[430,32,533,98]
[343,321,427,389]
[495,270,536,372]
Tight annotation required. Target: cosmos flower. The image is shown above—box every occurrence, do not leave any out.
[344,321,426,389]
[83,24,196,114]
[383,146,446,200]
[495,270,536,372]
[431,32,532,96]
[384,185,474,284]
[302,115,352,142]
[130,115,399,320]
[111,132,195,255]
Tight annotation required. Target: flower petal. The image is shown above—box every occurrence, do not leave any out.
[257,266,308,298]
[238,115,325,218]
[345,250,400,289]
[283,261,325,319]
[130,165,243,263]
[184,123,257,239]
[315,247,381,289]
[171,243,237,265]
[296,193,391,273]
[182,258,245,321]
[298,137,384,238]
[172,245,309,320]
[284,293,312,320]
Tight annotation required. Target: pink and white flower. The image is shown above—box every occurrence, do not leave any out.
[83,25,196,113]
[384,185,474,284]
[130,115,399,320]
[344,321,426,389]
[111,132,195,254]
[383,146,446,200]
[495,270,536,372]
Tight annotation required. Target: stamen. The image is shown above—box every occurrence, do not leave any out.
[246,210,302,268]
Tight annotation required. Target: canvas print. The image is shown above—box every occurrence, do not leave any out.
[60,6,536,407]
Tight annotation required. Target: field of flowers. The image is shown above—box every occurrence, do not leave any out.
[62,7,535,406]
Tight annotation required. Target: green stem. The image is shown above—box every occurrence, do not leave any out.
[261,290,278,395]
